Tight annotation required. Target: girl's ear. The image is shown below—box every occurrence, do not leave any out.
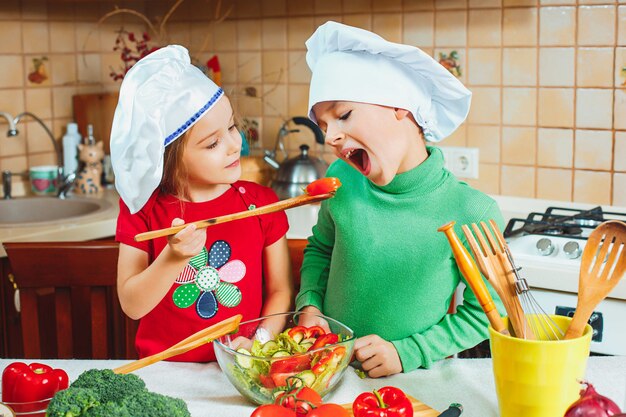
[393,108,411,120]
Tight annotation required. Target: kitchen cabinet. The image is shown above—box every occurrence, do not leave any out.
[0,257,23,358]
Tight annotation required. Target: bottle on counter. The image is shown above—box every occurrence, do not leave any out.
[62,122,82,175]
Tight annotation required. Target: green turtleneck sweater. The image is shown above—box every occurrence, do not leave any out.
[295,146,505,372]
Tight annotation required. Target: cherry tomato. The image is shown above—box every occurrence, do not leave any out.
[306,403,351,417]
[275,387,322,417]
[250,404,296,417]
[305,177,342,196]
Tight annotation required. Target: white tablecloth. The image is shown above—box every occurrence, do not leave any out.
[1,357,625,417]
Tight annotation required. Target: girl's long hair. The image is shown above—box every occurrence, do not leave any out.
[160,129,191,201]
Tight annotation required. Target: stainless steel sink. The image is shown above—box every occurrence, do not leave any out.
[0,197,112,226]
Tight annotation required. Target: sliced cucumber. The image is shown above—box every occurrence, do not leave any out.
[300,342,314,350]
[294,370,316,387]
[235,348,254,369]
[261,340,279,355]
[271,350,291,358]
[301,337,316,345]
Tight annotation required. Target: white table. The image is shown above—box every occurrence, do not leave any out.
[1,357,624,417]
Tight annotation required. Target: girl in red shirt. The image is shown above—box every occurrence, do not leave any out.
[110,45,293,361]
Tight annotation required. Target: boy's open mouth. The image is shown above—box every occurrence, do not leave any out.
[344,148,371,176]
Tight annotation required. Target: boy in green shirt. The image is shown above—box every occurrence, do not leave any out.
[296,21,505,377]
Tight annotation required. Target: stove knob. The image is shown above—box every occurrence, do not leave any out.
[563,241,582,259]
[536,238,554,256]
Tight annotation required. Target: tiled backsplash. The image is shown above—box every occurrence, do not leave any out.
[0,0,624,205]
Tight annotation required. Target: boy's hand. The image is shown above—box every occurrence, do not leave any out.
[354,334,402,378]
[296,306,331,333]
[167,218,207,259]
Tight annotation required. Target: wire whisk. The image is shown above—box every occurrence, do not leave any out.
[505,248,565,341]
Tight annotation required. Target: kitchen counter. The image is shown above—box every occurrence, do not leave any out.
[2,189,626,257]
[0,357,624,416]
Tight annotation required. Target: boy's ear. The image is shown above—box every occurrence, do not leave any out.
[393,108,411,120]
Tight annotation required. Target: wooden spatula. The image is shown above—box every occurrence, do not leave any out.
[113,314,242,374]
[564,220,626,339]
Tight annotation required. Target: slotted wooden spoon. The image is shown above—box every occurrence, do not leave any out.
[564,220,626,340]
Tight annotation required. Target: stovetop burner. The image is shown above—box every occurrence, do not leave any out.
[503,206,626,239]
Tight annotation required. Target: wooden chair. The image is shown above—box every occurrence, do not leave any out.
[3,241,138,360]
[288,239,308,291]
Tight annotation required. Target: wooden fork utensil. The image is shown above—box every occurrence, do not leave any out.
[565,220,626,339]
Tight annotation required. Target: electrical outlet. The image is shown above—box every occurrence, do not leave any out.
[438,146,479,179]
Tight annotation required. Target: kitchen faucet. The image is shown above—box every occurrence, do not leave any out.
[1,111,74,199]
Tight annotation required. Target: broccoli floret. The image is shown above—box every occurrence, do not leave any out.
[70,369,147,403]
[46,387,99,417]
[122,391,191,417]
[82,401,131,417]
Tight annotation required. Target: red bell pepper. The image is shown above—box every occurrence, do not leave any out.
[311,346,346,375]
[2,362,69,404]
[308,333,338,351]
[352,386,414,417]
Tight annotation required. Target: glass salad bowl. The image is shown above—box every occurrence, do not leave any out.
[214,311,355,405]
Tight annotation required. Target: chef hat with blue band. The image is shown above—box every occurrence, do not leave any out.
[306,21,472,143]
[110,45,223,214]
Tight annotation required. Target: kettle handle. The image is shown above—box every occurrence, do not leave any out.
[292,116,325,145]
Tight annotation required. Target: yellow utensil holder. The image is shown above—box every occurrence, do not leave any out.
[489,315,592,417]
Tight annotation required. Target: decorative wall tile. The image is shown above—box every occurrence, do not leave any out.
[190,23,213,53]
[503,8,538,46]
[218,52,237,84]
[262,18,287,49]
[373,13,403,42]
[505,0,537,5]
[24,120,55,153]
[467,125,501,163]
[25,88,52,119]
[468,87,501,123]
[537,127,574,167]
[238,52,262,84]
[0,55,24,88]
[0,21,22,54]
[435,11,467,47]
[28,152,56,167]
[343,14,372,31]
[469,9,502,47]
[614,173,626,205]
[373,0,403,12]
[0,130,26,158]
[262,51,287,83]
[540,0,575,5]
[343,0,372,13]
[573,170,611,204]
[445,124,467,146]
[619,6,626,45]
[578,6,616,46]
[435,0,468,9]
[501,165,536,197]
[537,168,572,201]
[50,55,76,86]
[237,20,262,50]
[314,15,342,27]
[262,84,287,117]
[468,48,501,85]
[51,86,76,119]
[467,163,500,194]
[75,22,99,53]
[214,21,238,51]
[576,88,613,129]
[539,7,576,46]
[614,89,626,130]
[503,88,537,125]
[539,47,574,86]
[287,51,310,83]
[262,0,287,16]
[236,0,262,19]
[49,22,75,53]
[577,47,614,87]
[614,47,626,87]
[574,129,613,170]
[404,0,436,11]
[502,126,536,164]
[287,17,315,49]
[503,48,537,86]
[288,83,310,116]
[616,131,626,171]
[538,88,575,127]
[469,0,502,8]
[579,0,617,4]
[404,12,435,46]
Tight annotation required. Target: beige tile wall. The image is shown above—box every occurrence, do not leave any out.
[0,0,624,206]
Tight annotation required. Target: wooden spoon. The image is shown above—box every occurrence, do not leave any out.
[564,220,626,339]
[134,192,334,242]
[113,314,242,374]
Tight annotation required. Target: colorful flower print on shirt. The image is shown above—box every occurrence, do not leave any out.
[172,240,246,319]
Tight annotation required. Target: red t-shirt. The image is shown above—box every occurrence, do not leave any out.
[116,181,289,362]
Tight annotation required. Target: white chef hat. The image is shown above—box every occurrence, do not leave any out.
[110,45,224,214]
[306,21,471,143]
